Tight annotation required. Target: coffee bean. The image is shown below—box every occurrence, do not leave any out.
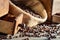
[23,38,29,40]
[7,35,12,39]
[2,23,60,40]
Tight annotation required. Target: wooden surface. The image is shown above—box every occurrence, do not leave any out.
[52,0,60,23]
[52,0,60,15]
[0,7,24,35]
[52,13,60,23]
[14,14,23,35]
[0,20,14,34]
[0,0,9,17]
[0,13,23,34]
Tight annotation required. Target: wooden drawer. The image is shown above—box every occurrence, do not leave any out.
[0,0,9,17]
[0,13,23,35]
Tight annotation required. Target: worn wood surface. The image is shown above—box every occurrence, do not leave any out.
[0,0,9,17]
[0,20,14,34]
[14,14,23,35]
[52,13,60,23]
[0,12,23,35]
[52,0,60,23]
[52,0,60,15]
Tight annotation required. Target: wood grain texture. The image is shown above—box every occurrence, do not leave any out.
[0,20,14,34]
[52,0,60,23]
[0,0,9,17]
[52,13,60,23]
[52,0,60,15]
[0,13,23,35]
